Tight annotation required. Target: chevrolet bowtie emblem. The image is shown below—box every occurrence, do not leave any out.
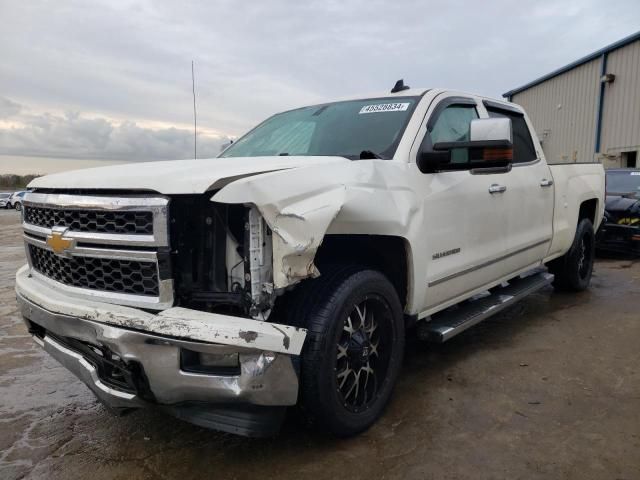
[46,230,74,255]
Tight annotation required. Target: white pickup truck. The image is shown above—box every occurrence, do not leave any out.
[16,83,604,437]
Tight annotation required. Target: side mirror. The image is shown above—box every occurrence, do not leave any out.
[417,150,450,174]
[468,117,513,166]
[469,117,512,146]
[418,118,513,173]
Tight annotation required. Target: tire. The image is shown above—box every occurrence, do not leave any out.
[14,202,21,212]
[548,218,595,291]
[296,265,405,437]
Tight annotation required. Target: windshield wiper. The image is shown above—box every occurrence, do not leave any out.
[359,150,382,159]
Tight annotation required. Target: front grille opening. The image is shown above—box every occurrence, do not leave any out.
[24,206,153,235]
[29,244,159,296]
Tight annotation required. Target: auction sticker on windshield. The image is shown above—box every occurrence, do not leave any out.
[359,103,410,114]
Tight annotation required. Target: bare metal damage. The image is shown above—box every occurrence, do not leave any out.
[15,265,306,355]
[18,293,301,407]
[212,161,419,293]
[216,182,347,288]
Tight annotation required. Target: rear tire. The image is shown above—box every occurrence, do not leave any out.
[296,266,404,437]
[548,218,595,291]
[14,202,21,212]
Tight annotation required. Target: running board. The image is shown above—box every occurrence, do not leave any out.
[422,271,554,343]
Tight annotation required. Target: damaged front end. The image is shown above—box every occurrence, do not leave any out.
[16,262,305,437]
[169,195,277,319]
[16,190,310,437]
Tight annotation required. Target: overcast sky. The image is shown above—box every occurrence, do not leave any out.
[1,0,639,171]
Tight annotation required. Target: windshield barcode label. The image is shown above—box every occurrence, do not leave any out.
[359,103,410,114]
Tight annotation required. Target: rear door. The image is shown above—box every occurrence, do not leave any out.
[484,101,554,273]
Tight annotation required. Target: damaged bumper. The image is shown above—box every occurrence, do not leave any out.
[15,265,306,436]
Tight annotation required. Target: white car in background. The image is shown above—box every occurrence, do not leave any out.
[0,193,11,209]
[9,191,27,211]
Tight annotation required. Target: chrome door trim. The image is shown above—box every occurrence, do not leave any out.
[540,179,554,187]
[428,237,551,287]
[488,184,507,194]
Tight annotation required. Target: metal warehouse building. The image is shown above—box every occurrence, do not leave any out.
[504,31,640,168]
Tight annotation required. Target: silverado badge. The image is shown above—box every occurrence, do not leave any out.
[46,228,74,255]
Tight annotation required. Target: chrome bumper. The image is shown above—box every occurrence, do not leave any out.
[15,265,306,435]
[19,294,301,407]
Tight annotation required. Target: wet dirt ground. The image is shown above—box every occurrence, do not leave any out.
[1,208,639,480]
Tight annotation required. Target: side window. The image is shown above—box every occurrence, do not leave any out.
[429,104,478,163]
[487,108,537,163]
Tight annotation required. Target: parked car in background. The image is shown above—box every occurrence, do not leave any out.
[0,193,12,209]
[597,168,640,256]
[9,191,28,211]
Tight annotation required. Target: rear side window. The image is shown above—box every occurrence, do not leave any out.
[487,108,537,163]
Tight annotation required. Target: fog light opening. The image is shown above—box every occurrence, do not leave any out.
[180,348,240,375]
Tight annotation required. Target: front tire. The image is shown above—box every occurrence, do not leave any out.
[548,218,595,291]
[298,266,404,437]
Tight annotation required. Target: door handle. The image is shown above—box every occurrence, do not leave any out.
[540,179,554,187]
[488,184,507,194]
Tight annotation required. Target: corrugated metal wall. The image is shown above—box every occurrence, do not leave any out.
[511,58,601,164]
[600,39,640,155]
[510,38,640,167]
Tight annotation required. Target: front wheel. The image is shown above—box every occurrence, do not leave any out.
[298,267,404,437]
[548,218,595,291]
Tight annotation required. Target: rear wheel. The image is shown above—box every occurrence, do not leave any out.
[14,202,21,212]
[548,218,595,291]
[297,266,404,436]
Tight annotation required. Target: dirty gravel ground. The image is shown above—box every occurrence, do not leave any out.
[1,208,639,480]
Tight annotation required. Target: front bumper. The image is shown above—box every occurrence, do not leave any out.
[15,265,307,436]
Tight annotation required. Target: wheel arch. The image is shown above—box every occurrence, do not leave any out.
[314,234,413,312]
[579,198,599,225]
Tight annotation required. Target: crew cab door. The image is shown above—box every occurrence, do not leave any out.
[410,94,513,312]
[483,101,554,272]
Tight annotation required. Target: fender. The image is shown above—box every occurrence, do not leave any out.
[212,160,420,291]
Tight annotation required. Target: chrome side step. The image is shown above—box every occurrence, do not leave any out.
[421,271,554,343]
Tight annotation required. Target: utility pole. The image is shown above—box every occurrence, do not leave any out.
[192,60,197,159]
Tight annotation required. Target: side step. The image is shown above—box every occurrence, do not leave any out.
[421,271,554,343]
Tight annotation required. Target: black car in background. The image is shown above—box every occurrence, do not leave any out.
[597,168,640,256]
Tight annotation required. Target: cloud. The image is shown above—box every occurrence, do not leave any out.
[0,99,227,160]
[0,0,639,164]
[0,97,22,118]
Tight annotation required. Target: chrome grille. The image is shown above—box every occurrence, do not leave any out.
[24,206,153,234]
[22,193,173,310]
[29,244,159,296]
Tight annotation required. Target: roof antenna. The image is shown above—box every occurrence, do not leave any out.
[391,79,410,93]
[191,60,197,159]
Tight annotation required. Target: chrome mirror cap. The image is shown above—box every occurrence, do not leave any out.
[470,118,512,144]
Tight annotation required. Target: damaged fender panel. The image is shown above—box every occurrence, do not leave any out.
[16,265,306,355]
[213,171,348,288]
[212,161,420,291]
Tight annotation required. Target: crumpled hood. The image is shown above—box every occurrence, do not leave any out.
[28,156,350,194]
